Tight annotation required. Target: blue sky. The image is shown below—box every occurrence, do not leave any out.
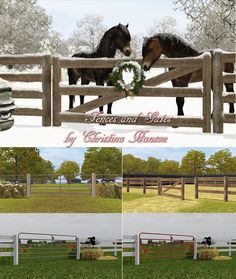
[123,147,236,162]
[38,0,188,38]
[39,147,87,169]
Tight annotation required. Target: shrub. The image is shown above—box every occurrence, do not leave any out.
[0,182,26,198]
[81,248,104,260]
[96,182,122,199]
[198,248,219,260]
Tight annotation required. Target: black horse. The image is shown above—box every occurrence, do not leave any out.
[142,33,235,116]
[68,23,132,113]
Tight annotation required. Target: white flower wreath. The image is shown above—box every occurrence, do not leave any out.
[110,61,145,97]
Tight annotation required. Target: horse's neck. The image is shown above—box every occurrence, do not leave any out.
[96,33,117,58]
[161,40,200,58]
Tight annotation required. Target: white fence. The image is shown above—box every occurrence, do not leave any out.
[0,235,18,265]
[123,235,140,265]
[211,239,236,256]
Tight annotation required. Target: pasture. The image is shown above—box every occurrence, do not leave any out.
[123,252,236,279]
[0,256,122,279]
[123,184,236,213]
[0,183,121,213]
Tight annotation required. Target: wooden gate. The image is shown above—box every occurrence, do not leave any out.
[52,53,211,132]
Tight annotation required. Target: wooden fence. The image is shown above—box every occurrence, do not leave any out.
[123,177,186,200]
[0,53,51,126]
[52,53,212,133]
[195,176,236,202]
[213,50,236,133]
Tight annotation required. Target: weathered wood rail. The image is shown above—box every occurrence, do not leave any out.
[213,50,236,133]
[123,177,186,200]
[0,53,51,126]
[195,176,236,202]
[52,53,212,133]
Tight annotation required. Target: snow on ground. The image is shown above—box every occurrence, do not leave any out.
[0,67,235,147]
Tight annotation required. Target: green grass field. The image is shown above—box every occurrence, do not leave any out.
[123,184,236,213]
[0,184,121,213]
[0,257,122,279]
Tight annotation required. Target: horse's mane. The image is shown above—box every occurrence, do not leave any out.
[154,33,201,57]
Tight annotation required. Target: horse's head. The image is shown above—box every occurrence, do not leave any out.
[113,23,132,56]
[142,36,162,71]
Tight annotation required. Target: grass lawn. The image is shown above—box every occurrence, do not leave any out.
[0,257,122,279]
[123,184,236,213]
[0,184,121,213]
[123,253,236,279]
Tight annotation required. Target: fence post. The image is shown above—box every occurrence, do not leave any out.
[202,52,211,133]
[193,237,197,260]
[158,178,162,195]
[195,177,199,199]
[127,178,130,193]
[52,56,62,126]
[213,50,224,133]
[224,176,228,202]
[135,235,140,266]
[13,235,19,266]
[26,174,31,197]
[41,53,52,127]
[181,177,185,200]
[143,178,146,194]
[76,238,80,260]
[229,240,232,257]
[114,240,118,257]
[91,173,96,197]
[157,177,161,195]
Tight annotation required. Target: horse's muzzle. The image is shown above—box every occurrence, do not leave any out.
[123,47,131,56]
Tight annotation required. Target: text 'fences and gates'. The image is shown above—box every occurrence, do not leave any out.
[0,53,51,126]
[52,54,213,133]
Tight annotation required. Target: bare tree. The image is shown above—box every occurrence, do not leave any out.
[174,0,236,50]
[148,16,178,36]
[67,14,107,55]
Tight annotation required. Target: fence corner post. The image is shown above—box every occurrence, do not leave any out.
[143,178,146,194]
[52,56,62,127]
[76,237,80,260]
[135,234,140,266]
[92,173,96,197]
[224,176,228,202]
[13,235,19,266]
[193,237,197,260]
[26,174,31,197]
[127,178,130,193]
[42,53,52,127]
[213,49,223,133]
[158,178,162,196]
[202,52,211,133]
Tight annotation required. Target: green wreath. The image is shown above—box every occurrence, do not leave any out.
[110,61,145,97]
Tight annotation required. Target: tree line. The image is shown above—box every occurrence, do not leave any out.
[0,147,122,182]
[123,149,236,176]
[0,0,234,58]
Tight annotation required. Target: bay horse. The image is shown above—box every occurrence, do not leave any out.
[142,33,235,116]
[68,23,132,113]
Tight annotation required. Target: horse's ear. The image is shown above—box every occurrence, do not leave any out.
[126,23,129,28]
[118,23,121,27]
[143,36,148,40]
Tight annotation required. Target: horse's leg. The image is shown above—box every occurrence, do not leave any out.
[171,78,188,116]
[224,63,235,113]
[96,80,104,113]
[68,68,79,109]
[80,78,90,105]
[107,80,113,114]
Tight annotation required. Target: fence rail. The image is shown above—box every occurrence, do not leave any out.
[0,53,51,126]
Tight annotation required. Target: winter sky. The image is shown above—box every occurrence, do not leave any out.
[38,0,189,38]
